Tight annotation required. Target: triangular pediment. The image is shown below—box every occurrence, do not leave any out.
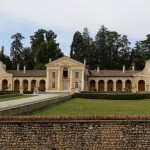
[46,56,85,67]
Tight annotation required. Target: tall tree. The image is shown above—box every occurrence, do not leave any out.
[117,35,131,69]
[131,41,143,70]
[70,28,93,65]
[94,25,112,69]
[0,46,12,69]
[82,28,93,66]
[30,29,63,69]
[131,34,150,70]
[94,25,131,70]
[22,47,34,70]
[10,33,25,69]
[70,31,84,61]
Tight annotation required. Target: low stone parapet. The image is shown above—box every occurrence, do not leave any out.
[0,94,72,116]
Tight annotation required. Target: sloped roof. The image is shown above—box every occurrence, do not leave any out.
[7,69,140,78]
[89,70,140,77]
[7,70,46,77]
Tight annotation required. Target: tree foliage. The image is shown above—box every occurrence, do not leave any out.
[0,26,150,71]
[22,47,34,70]
[30,29,63,69]
[131,34,150,70]
[70,28,93,67]
[10,33,25,69]
[70,25,132,70]
[0,46,12,69]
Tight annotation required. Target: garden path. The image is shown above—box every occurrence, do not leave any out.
[0,93,70,110]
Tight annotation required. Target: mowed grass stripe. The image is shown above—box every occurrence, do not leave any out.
[30,98,150,116]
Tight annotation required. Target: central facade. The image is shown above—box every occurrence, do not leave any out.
[45,56,86,92]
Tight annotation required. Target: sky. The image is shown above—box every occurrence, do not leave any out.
[0,0,150,56]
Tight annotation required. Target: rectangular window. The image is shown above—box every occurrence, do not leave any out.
[75,82,78,88]
[52,72,55,78]
[75,72,79,78]
[52,82,55,88]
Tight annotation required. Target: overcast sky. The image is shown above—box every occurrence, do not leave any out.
[0,0,150,56]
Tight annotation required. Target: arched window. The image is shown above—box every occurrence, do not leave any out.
[63,67,68,79]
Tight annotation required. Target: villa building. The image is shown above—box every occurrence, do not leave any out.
[0,55,150,93]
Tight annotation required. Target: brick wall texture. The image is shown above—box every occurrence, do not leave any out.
[0,117,150,150]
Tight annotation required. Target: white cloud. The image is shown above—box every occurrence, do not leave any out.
[0,0,150,54]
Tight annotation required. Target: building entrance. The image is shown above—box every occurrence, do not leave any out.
[62,82,68,91]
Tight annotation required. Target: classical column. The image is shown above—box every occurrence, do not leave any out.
[113,80,116,91]
[58,70,60,90]
[36,80,39,87]
[20,80,23,88]
[70,69,72,90]
[96,81,98,91]
[122,81,125,91]
[81,70,84,91]
[104,80,107,91]
[46,70,49,90]
[20,80,23,94]
[28,80,31,91]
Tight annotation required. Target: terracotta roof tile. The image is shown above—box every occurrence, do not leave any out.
[7,70,46,77]
[89,70,140,77]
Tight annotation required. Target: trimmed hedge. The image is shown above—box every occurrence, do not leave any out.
[23,91,34,94]
[0,90,34,95]
[81,91,132,94]
[73,93,150,100]
[0,91,19,95]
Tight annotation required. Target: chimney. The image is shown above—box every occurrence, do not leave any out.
[84,58,86,65]
[132,63,135,71]
[123,65,125,73]
[97,65,99,73]
[24,65,26,73]
[49,58,52,63]
[17,64,20,71]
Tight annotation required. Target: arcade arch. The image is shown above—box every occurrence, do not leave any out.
[107,80,113,91]
[90,80,95,91]
[98,80,104,91]
[138,80,145,91]
[116,80,122,91]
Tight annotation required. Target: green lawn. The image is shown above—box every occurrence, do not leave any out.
[0,95,35,102]
[30,98,150,116]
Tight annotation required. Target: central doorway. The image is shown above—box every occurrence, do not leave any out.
[62,82,68,90]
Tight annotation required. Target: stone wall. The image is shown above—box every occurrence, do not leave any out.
[0,116,150,149]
